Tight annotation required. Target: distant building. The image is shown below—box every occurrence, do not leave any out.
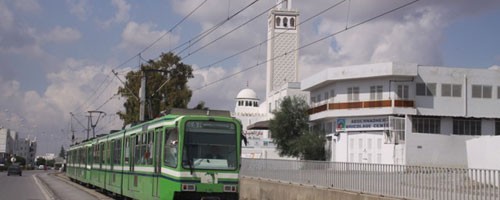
[0,128,36,166]
[302,62,500,168]
[0,128,15,166]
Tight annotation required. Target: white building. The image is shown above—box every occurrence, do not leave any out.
[233,0,306,160]
[302,62,500,168]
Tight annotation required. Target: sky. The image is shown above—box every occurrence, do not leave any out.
[0,0,499,155]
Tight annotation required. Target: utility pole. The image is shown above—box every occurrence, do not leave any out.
[139,71,146,122]
[139,68,170,122]
[88,110,106,138]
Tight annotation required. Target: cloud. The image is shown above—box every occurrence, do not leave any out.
[42,26,82,43]
[118,21,180,56]
[0,59,125,153]
[100,0,130,28]
[67,0,91,21]
[12,0,41,12]
[0,1,14,29]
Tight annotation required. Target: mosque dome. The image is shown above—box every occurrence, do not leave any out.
[236,88,258,100]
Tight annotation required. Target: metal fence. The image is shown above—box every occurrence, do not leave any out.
[240,158,500,200]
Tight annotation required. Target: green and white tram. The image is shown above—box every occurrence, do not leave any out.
[66,109,242,200]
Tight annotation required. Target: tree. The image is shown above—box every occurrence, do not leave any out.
[117,52,194,126]
[7,155,26,166]
[192,101,209,110]
[269,96,326,160]
[36,157,46,166]
[59,146,66,159]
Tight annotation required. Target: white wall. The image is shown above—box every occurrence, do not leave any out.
[466,136,500,170]
[333,132,397,164]
[406,133,480,167]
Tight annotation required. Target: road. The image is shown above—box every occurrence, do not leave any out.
[0,169,112,200]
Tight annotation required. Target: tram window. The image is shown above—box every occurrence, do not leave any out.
[124,138,130,164]
[114,139,122,164]
[164,129,178,168]
[146,131,153,165]
[135,135,142,165]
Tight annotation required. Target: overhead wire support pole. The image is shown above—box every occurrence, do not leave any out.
[70,112,90,141]
[88,110,106,138]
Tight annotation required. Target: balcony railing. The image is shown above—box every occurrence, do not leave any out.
[308,99,414,115]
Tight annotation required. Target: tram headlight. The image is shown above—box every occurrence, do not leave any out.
[223,185,237,193]
[181,184,196,191]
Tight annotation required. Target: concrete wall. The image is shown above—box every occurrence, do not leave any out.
[466,136,500,170]
[405,133,479,167]
[240,176,400,200]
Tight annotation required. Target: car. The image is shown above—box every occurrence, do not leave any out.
[7,164,22,176]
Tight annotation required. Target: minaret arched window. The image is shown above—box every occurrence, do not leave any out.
[283,17,288,27]
[275,17,281,27]
[290,18,295,27]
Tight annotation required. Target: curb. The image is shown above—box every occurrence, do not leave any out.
[50,172,114,200]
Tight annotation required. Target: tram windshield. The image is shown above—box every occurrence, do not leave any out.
[183,121,237,170]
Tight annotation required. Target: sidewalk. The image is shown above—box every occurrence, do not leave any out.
[36,172,113,200]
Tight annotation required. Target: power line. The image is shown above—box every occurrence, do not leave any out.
[181,0,279,60]
[193,0,420,91]
[195,0,346,72]
[71,0,209,115]
[176,0,260,57]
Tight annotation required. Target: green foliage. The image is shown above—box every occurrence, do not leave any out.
[270,96,326,160]
[36,157,46,166]
[117,52,194,126]
[295,131,326,160]
[46,159,55,167]
[192,101,209,110]
[7,155,26,166]
[59,146,66,159]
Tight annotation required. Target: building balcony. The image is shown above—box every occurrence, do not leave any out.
[308,99,415,116]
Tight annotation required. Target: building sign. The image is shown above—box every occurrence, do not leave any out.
[336,117,389,131]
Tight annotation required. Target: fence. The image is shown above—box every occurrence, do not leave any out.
[240,158,500,200]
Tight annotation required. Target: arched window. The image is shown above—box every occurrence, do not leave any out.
[283,17,288,27]
[290,18,295,27]
[275,17,281,27]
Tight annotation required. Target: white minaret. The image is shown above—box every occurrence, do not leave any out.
[266,0,300,98]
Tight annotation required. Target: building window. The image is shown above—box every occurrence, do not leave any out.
[317,94,321,102]
[290,17,295,27]
[311,96,316,104]
[330,89,335,100]
[472,85,492,98]
[397,85,409,99]
[498,86,500,99]
[453,118,481,135]
[416,83,436,96]
[496,120,500,135]
[412,116,441,134]
[324,92,329,102]
[283,17,288,27]
[253,101,258,107]
[442,84,462,97]
[275,17,281,27]
[370,85,383,100]
[347,87,359,102]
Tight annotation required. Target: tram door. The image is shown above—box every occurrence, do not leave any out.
[152,128,163,197]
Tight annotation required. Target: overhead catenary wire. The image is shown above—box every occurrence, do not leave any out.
[195,0,347,72]
[176,0,260,57]
[181,0,281,60]
[193,0,420,91]
[70,0,209,115]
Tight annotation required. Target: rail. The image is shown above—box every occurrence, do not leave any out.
[240,159,500,200]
